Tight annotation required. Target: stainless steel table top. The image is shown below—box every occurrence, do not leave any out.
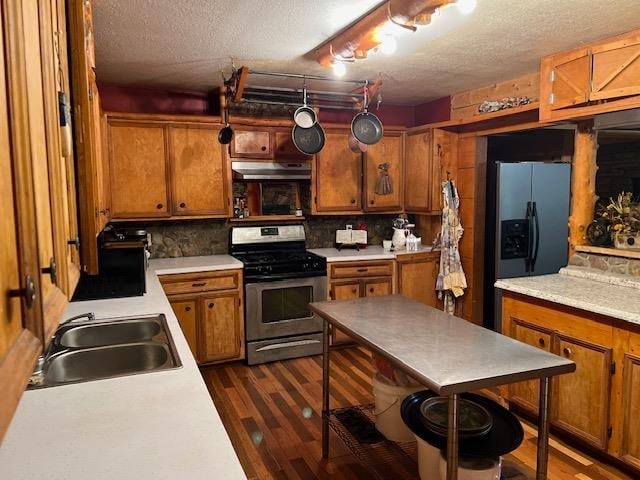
[309,295,575,395]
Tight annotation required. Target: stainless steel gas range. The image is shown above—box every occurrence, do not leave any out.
[230,225,327,365]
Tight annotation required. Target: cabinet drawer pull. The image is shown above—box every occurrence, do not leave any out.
[185,306,191,312]
[357,268,368,273]
[563,347,572,357]
[156,203,164,210]
[192,282,206,287]
[9,274,36,309]
[179,202,186,208]
[261,145,267,151]
[350,199,356,204]
[538,338,545,347]
[208,302,215,309]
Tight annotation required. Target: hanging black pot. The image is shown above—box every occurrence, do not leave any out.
[218,104,233,144]
[292,122,325,155]
[351,84,383,145]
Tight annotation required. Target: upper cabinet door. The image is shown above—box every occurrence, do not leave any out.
[541,48,591,111]
[430,129,458,214]
[169,126,230,216]
[404,129,432,213]
[591,32,640,101]
[108,122,170,218]
[364,131,403,212]
[273,128,308,159]
[230,128,272,159]
[313,130,362,214]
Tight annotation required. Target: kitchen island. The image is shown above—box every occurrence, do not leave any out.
[309,295,576,480]
[0,256,246,480]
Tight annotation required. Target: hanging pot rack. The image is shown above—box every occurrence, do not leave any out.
[223,65,383,111]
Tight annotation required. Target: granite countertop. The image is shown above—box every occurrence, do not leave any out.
[495,266,640,325]
[310,245,436,262]
[0,255,247,480]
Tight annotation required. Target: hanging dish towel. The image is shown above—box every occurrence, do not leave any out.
[436,179,467,314]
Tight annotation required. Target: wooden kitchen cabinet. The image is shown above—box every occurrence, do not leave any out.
[70,0,108,274]
[106,115,232,221]
[108,122,170,218]
[502,293,615,452]
[617,329,640,469]
[553,332,613,449]
[230,128,272,159]
[396,251,440,308]
[539,28,640,121]
[430,129,458,213]
[162,269,244,365]
[273,127,308,159]
[169,296,198,358]
[328,260,394,344]
[364,131,404,212]
[313,129,362,214]
[404,128,432,213]
[507,318,553,414]
[199,292,242,363]
[1,0,79,442]
[169,125,230,216]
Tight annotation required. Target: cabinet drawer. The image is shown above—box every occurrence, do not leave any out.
[160,270,240,295]
[330,261,393,279]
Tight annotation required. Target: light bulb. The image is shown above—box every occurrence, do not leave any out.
[456,0,477,15]
[379,34,397,55]
[332,62,346,77]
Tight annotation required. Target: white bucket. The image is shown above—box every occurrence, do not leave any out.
[415,434,441,480]
[373,374,423,442]
[438,452,502,480]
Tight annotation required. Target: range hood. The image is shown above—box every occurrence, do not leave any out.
[231,161,311,180]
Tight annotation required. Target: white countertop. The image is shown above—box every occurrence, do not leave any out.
[495,269,640,325]
[310,245,436,262]
[0,255,247,480]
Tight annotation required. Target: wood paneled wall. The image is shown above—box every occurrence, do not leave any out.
[456,136,487,325]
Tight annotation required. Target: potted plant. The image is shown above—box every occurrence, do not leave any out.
[600,192,640,249]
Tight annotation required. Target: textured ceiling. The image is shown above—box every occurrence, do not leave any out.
[94,0,640,105]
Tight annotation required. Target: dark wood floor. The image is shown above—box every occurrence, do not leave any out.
[201,346,633,480]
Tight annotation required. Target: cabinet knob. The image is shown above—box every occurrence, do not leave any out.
[156,203,164,210]
[562,347,572,357]
[99,208,110,216]
[179,202,186,208]
[185,306,191,312]
[369,288,374,293]
[9,274,36,309]
[41,257,58,286]
[370,200,374,205]
[350,199,356,204]
[208,302,215,309]
[261,145,267,151]
[538,338,545,347]
[351,289,357,294]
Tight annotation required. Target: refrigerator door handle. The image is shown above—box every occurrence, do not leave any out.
[531,201,540,271]
[525,201,533,272]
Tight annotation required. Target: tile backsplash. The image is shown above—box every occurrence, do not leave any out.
[134,215,401,258]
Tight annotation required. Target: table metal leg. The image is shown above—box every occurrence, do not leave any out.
[536,377,552,480]
[446,393,459,480]
[321,321,330,459]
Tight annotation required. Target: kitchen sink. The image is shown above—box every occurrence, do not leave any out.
[29,314,181,389]
[56,317,162,348]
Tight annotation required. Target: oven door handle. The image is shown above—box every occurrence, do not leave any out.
[255,339,321,352]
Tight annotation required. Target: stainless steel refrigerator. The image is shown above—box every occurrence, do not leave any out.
[493,162,571,330]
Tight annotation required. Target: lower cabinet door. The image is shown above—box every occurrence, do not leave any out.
[199,292,242,363]
[168,296,198,360]
[619,333,640,469]
[397,255,440,307]
[364,278,392,297]
[553,333,613,450]
[330,280,362,344]
[508,318,553,414]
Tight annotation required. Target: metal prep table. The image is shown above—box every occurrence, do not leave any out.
[309,295,576,480]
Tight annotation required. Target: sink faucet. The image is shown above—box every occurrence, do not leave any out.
[59,312,95,327]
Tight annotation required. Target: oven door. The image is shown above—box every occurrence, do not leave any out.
[245,276,326,342]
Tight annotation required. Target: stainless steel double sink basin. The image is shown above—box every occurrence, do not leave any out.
[29,314,182,389]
